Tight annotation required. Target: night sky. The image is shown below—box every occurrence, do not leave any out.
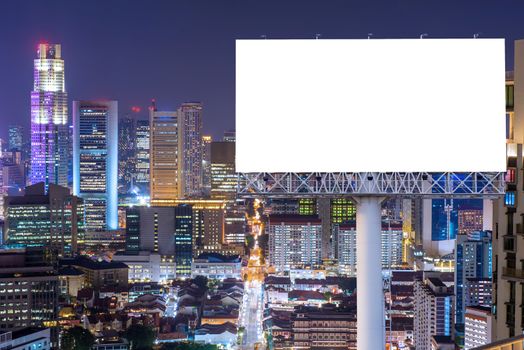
[1,0,524,140]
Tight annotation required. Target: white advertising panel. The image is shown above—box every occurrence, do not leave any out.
[236,39,506,172]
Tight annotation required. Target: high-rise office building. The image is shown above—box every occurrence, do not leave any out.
[120,201,232,280]
[30,44,68,188]
[454,231,492,328]
[7,125,23,152]
[120,206,177,282]
[224,203,247,246]
[2,164,25,196]
[118,115,136,194]
[267,214,322,271]
[4,183,84,257]
[335,221,403,276]
[149,104,179,204]
[191,199,227,256]
[414,277,454,350]
[178,102,203,198]
[135,119,150,196]
[124,206,176,256]
[73,100,118,231]
[0,245,58,329]
[492,40,524,340]
[202,135,212,197]
[174,204,193,277]
[210,141,236,201]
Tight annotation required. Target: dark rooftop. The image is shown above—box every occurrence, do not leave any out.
[60,256,128,270]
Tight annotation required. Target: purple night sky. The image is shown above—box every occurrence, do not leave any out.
[1,0,524,140]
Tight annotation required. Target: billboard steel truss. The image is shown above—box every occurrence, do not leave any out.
[237,172,505,198]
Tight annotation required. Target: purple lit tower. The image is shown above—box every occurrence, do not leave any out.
[30,43,68,189]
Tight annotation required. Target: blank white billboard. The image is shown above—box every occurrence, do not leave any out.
[235,39,506,173]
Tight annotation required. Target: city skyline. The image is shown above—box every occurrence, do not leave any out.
[2,0,524,140]
[0,2,523,349]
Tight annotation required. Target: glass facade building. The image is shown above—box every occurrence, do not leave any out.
[4,183,84,257]
[118,115,136,194]
[174,204,193,277]
[73,101,118,232]
[7,125,23,152]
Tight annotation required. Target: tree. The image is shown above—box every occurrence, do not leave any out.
[61,326,95,350]
[207,278,220,290]
[192,275,208,290]
[338,277,357,294]
[125,324,156,350]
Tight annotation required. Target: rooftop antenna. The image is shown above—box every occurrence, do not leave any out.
[149,99,157,112]
[473,33,482,39]
[315,34,322,40]
[420,33,428,39]
[368,33,373,39]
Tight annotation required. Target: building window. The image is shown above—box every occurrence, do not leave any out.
[507,84,515,109]
[506,168,516,183]
[505,192,516,207]
[504,236,516,252]
[506,303,515,327]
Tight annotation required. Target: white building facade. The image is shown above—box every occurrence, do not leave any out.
[267,215,322,271]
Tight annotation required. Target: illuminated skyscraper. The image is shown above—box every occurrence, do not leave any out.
[73,100,118,231]
[135,119,150,196]
[30,43,68,188]
[175,204,193,277]
[210,141,236,201]
[178,102,203,198]
[149,103,179,204]
[118,115,136,194]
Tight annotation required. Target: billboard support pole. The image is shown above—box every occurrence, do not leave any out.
[354,195,386,350]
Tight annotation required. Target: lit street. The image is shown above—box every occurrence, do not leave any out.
[239,280,264,350]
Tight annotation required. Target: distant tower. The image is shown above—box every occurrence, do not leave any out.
[73,100,118,231]
[118,114,136,194]
[8,125,23,152]
[30,43,68,189]
[178,102,203,198]
[135,119,150,196]
[201,135,212,197]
